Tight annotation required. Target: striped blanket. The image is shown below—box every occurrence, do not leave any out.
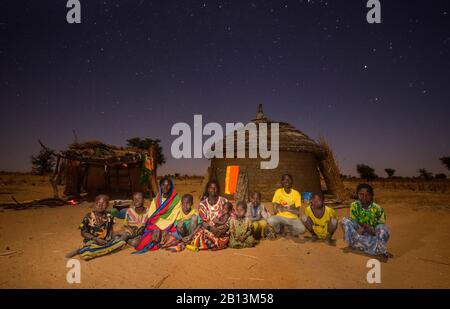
[134,186,181,253]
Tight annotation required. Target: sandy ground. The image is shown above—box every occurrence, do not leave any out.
[0,176,449,288]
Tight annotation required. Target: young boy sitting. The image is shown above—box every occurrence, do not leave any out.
[301,192,338,245]
[176,194,201,244]
[246,191,271,239]
[118,192,150,248]
[66,194,126,260]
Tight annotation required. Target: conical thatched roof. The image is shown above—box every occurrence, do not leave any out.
[211,104,325,158]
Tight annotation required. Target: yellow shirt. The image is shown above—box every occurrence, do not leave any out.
[304,206,336,239]
[179,208,199,221]
[272,188,302,219]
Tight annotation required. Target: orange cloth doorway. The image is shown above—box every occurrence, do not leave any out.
[224,166,240,195]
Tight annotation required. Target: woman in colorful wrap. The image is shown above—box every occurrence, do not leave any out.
[134,176,182,253]
[66,194,126,260]
[342,184,390,257]
[190,180,231,250]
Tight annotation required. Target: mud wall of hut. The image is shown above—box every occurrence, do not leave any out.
[211,151,321,201]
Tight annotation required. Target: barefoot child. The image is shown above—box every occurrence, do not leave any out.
[118,192,150,248]
[229,201,257,248]
[176,194,201,244]
[246,191,271,239]
[301,192,338,245]
[66,194,126,260]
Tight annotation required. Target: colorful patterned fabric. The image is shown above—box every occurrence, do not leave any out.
[140,153,154,184]
[190,196,230,250]
[229,217,257,248]
[191,228,229,251]
[79,211,114,242]
[350,201,385,227]
[342,217,390,255]
[134,184,181,253]
[78,239,126,260]
[123,207,150,238]
[160,233,185,252]
[77,211,125,260]
[199,196,229,225]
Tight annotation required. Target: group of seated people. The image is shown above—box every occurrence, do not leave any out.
[66,174,390,260]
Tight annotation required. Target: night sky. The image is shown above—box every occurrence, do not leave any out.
[1,0,449,177]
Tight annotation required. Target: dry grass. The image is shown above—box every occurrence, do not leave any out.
[343,178,450,194]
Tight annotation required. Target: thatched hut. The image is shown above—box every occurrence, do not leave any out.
[208,105,326,201]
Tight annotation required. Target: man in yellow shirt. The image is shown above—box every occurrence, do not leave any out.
[267,174,306,237]
[301,192,338,245]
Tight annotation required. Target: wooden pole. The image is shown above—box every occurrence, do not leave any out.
[148,145,158,198]
[50,155,61,198]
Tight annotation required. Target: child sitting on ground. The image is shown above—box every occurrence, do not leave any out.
[117,192,150,248]
[229,201,258,249]
[66,194,126,260]
[301,192,338,245]
[176,194,202,244]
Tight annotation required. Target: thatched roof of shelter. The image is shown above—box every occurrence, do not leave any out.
[212,105,325,158]
[62,140,144,165]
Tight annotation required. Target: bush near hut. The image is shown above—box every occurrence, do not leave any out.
[344,178,450,193]
[31,149,55,175]
[417,168,433,180]
[356,164,378,181]
[435,173,447,179]
[126,137,166,166]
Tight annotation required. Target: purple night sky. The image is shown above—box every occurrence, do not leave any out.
[1,0,449,177]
